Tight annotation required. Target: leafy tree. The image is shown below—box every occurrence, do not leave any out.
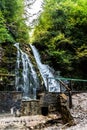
[32,0,87,78]
[0,11,14,43]
[0,0,29,44]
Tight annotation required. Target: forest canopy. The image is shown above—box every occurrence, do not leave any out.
[32,0,87,78]
[0,0,87,78]
[0,0,29,44]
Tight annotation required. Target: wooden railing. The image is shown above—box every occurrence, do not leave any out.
[58,79,72,108]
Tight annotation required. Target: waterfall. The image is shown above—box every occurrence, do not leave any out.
[30,44,60,92]
[14,43,39,100]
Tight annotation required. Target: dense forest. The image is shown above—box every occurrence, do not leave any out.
[32,0,87,78]
[0,0,29,44]
[0,0,87,79]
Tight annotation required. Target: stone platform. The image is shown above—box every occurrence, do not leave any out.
[0,91,22,113]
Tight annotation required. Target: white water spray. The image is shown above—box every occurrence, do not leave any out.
[14,43,39,99]
[30,44,60,92]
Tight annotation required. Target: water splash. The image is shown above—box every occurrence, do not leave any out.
[30,44,60,92]
[14,43,39,99]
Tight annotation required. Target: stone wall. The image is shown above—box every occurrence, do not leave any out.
[20,93,59,116]
[21,100,41,116]
[0,91,22,113]
[40,93,58,113]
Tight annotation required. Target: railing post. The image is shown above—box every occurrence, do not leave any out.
[68,91,72,108]
[46,75,49,92]
[60,82,62,93]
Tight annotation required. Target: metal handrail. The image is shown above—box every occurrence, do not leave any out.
[0,73,15,77]
[49,77,87,82]
[46,77,72,108]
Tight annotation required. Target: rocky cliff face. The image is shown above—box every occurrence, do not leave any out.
[0,42,16,74]
[0,42,17,91]
[0,42,43,92]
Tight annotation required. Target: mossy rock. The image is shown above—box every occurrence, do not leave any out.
[0,42,16,73]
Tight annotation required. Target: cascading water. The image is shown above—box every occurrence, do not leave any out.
[30,44,60,92]
[14,43,39,100]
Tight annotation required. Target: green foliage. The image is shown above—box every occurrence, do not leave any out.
[0,11,14,43]
[0,0,29,44]
[32,0,87,78]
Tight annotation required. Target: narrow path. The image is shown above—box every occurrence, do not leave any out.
[66,93,87,130]
[0,113,62,130]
